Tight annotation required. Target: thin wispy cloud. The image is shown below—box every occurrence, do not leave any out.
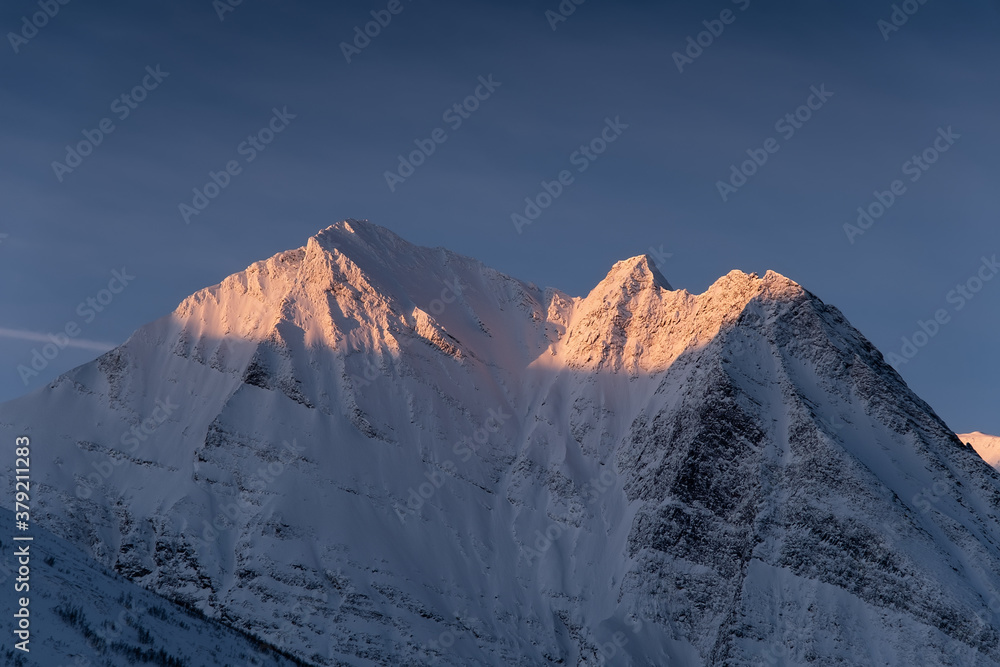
[0,327,117,352]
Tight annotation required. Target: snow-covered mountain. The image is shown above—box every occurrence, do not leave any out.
[0,509,305,667]
[3,219,1000,666]
[960,432,1000,470]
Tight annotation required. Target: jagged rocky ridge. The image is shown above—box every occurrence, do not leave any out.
[2,219,1000,665]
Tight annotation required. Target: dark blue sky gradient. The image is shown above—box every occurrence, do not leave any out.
[1,0,998,434]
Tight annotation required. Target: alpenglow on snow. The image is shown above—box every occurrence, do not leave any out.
[3,219,1000,666]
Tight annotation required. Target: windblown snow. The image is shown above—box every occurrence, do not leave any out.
[2,219,999,666]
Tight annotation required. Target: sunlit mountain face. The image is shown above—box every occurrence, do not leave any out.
[4,220,1000,666]
[961,432,1000,470]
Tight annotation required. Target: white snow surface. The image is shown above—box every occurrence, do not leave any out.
[0,508,305,666]
[960,432,1000,470]
[2,219,1000,666]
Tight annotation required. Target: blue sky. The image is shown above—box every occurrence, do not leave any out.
[1,0,998,435]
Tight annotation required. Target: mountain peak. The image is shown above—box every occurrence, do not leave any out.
[310,218,413,260]
[592,253,673,298]
[7,219,1000,666]
[644,254,673,290]
[958,431,1000,469]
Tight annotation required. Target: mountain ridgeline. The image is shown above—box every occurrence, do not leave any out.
[3,220,1000,666]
